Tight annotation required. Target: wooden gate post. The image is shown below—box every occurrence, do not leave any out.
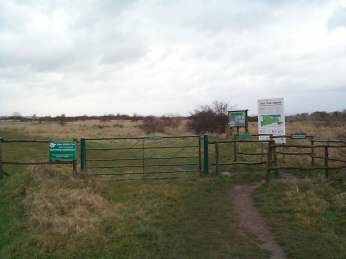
[203,134,209,175]
[215,143,219,174]
[266,140,273,182]
[324,145,329,178]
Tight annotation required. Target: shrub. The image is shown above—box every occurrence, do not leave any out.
[188,101,229,134]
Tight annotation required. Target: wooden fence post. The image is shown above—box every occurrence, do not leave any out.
[261,142,264,159]
[311,137,315,166]
[215,143,219,174]
[273,143,278,175]
[80,138,86,171]
[233,140,237,162]
[0,137,3,179]
[324,145,329,178]
[281,143,286,161]
[266,140,273,182]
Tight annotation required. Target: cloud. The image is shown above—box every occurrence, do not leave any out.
[328,6,346,30]
[0,0,145,72]
[0,0,346,116]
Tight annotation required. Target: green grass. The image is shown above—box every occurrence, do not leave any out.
[2,126,345,258]
[0,169,270,258]
[255,177,346,259]
[0,128,268,258]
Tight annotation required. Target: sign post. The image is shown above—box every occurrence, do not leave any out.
[257,98,285,144]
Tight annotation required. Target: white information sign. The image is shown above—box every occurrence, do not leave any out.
[258,98,285,144]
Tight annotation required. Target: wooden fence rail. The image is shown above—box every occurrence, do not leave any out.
[211,136,346,181]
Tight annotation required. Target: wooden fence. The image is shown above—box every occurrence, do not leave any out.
[210,134,346,180]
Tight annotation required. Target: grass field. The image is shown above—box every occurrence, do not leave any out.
[256,177,346,258]
[0,166,270,258]
[0,119,345,258]
[0,124,269,258]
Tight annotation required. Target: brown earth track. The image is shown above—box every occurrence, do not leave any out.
[232,184,286,259]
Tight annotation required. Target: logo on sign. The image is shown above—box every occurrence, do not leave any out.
[49,143,57,148]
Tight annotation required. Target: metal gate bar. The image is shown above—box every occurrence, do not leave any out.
[81,135,203,177]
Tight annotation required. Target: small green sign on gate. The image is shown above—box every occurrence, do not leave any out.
[49,141,77,162]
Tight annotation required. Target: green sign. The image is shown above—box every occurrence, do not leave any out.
[239,133,253,140]
[291,133,306,139]
[147,136,162,141]
[228,110,247,127]
[49,141,77,161]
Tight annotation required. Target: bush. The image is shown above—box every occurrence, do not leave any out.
[188,101,229,134]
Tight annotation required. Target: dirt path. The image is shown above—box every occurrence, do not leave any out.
[232,184,286,259]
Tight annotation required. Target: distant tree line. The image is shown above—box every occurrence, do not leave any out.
[286,110,346,121]
[1,107,345,134]
[0,113,145,123]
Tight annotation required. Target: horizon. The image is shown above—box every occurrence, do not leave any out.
[2,107,345,118]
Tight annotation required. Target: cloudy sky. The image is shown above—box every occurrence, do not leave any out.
[1,0,346,116]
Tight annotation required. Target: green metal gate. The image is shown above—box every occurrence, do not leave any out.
[80,135,207,178]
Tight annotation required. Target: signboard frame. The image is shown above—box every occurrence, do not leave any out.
[49,141,77,162]
[257,98,285,144]
[228,109,249,133]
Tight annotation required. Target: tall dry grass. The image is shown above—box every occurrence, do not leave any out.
[0,118,344,141]
[23,166,121,244]
[0,119,194,139]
